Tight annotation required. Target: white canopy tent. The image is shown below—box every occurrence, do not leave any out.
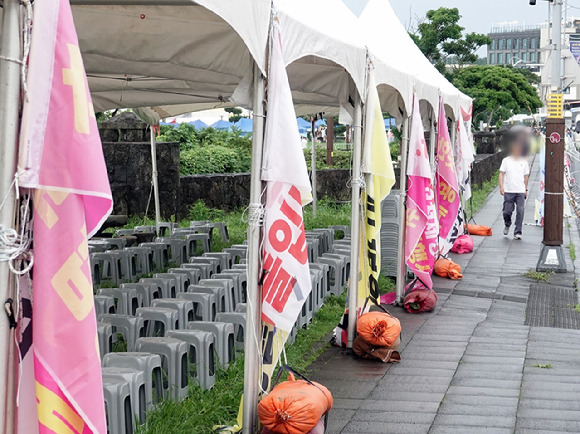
[360,0,472,122]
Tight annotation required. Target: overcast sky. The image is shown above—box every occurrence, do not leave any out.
[343,0,555,34]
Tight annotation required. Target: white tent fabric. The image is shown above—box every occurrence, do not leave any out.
[359,0,472,121]
[275,0,367,116]
[71,0,271,114]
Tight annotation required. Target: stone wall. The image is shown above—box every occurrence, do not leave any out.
[471,152,506,189]
[102,141,180,218]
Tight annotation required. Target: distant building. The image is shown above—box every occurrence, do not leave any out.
[487,24,544,72]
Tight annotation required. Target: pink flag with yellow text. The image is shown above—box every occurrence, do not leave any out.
[405,94,438,289]
[17,0,112,432]
[435,98,460,243]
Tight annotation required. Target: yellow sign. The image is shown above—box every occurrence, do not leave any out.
[546,93,563,118]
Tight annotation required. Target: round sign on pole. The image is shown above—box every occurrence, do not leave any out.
[549,132,561,144]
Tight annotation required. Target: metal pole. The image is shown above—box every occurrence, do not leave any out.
[429,109,437,176]
[242,62,265,434]
[0,0,22,431]
[551,0,563,91]
[347,93,362,349]
[150,127,161,229]
[311,118,317,218]
[395,116,410,305]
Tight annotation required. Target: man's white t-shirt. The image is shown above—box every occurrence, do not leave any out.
[500,156,530,193]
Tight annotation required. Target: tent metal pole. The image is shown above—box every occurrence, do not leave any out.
[311,118,317,218]
[347,93,362,349]
[242,62,265,434]
[429,110,436,176]
[0,0,22,431]
[395,116,410,306]
[150,127,161,230]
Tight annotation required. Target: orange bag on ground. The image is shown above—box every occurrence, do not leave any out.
[434,258,463,280]
[262,419,325,434]
[353,335,401,363]
[356,311,401,347]
[467,224,492,236]
[258,371,333,434]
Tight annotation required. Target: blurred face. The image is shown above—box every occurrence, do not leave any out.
[510,130,530,157]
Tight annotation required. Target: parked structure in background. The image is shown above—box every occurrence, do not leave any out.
[487,24,544,71]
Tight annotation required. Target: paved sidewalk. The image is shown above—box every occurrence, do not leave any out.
[310,161,580,433]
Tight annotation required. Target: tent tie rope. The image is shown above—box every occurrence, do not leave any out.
[247,203,265,228]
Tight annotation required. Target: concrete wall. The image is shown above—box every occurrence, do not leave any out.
[471,152,506,189]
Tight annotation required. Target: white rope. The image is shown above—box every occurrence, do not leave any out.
[246,203,265,228]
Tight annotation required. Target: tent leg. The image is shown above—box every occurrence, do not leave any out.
[311,118,317,218]
[242,62,265,434]
[0,0,22,432]
[395,116,410,306]
[150,127,161,230]
[347,94,362,349]
[429,110,436,176]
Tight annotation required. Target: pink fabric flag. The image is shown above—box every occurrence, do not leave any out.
[405,94,438,289]
[435,98,460,243]
[17,0,113,432]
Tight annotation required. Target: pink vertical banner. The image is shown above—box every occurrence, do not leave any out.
[17,0,112,432]
[406,93,438,289]
[435,98,460,243]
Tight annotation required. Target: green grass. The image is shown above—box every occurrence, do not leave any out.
[466,171,499,220]
[531,363,553,369]
[574,304,580,313]
[525,269,553,283]
[568,242,576,262]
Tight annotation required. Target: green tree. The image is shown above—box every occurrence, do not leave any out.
[410,7,491,76]
[452,65,542,127]
[224,107,243,123]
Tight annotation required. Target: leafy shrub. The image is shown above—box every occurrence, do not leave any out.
[159,124,252,175]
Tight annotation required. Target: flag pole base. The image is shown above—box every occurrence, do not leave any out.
[536,245,567,273]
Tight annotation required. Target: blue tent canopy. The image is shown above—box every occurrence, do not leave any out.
[315,119,326,128]
[296,117,311,128]
[233,117,253,135]
[384,118,396,129]
[211,119,233,130]
[189,119,208,130]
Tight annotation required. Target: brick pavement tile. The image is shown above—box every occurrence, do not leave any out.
[331,398,363,410]
[432,414,516,428]
[445,385,520,398]
[319,380,377,399]
[359,400,440,413]
[460,354,525,365]
[380,375,454,387]
[521,382,580,392]
[430,426,513,434]
[516,418,580,432]
[515,430,572,434]
[520,389,580,401]
[373,382,449,394]
[453,362,524,373]
[450,377,522,389]
[517,408,580,421]
[438,402,517,417]
[383,367,457,378]
[368,389,445,402]
[341,421,431,434]
[351,410,436,424]
[388,359,458,370]
[442,394,519,407]
[453,367,522,381]
[325,417,349,434]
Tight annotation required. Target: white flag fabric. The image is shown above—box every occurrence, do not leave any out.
[261,25,312,332]
[456,118,475,202]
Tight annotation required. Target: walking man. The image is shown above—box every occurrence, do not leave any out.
[499,128,530,240]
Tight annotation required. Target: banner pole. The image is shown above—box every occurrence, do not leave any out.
[311,118,317,218]
[395,115,410,305]
[242,61,265,434]
[347,92,363,349]
[0,0,22,431]
[150,127,161,229]
[429,109,436,176]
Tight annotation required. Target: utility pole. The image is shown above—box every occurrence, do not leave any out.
[326,116,334,166]
[532,0,568,272]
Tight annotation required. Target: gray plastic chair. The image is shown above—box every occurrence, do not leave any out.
[102,367,146,428]
[99,314,145,351]
[177,292,217,322]
[151,298,195,329]
[188,284,226,313]
[166,330,215,390]
[94,295,116,316]
[215,312,246,350]
[199,278,235,312]
[181,263,212,280]
[102,352,163,411]
[98,322,113,359]
[120,282,159,308]
[203,252,232,272]
[102,377,133,434]
[136,307,178,337]
[186,321,235,369]
[134,337,189,401]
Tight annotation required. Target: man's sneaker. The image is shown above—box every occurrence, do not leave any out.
[503,226,510,235]
[514,234,522,240]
